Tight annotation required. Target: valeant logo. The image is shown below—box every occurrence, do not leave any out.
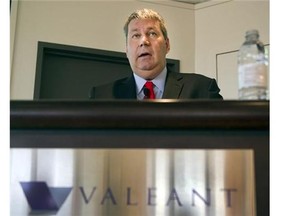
[20,181,238,215]
[20,181,72,215]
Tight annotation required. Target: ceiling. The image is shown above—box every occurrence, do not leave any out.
[172,0,211,4]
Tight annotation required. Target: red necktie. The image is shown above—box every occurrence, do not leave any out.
[144,81,155,99]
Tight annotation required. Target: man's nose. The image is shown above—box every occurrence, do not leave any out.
[140,36,150,47]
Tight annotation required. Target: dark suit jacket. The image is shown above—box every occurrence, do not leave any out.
[90,70,223,99]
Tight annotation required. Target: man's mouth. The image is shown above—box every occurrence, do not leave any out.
[138,52,151,58]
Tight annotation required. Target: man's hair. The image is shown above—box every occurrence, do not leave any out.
[123,8,168,40]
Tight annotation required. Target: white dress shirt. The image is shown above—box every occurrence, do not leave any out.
[133,67,167,100]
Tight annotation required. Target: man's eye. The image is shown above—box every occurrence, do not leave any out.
[132,34,141,39]
[149,32,157,37]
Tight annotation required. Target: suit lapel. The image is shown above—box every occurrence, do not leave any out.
[162,71,184,99]
[115,75,137,99]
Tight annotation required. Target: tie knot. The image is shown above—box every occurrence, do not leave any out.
[144,81,153,89]
[144,81,155,99]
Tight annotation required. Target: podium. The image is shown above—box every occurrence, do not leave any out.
[10,100,269,216]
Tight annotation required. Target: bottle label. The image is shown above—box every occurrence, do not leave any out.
[238,62,267,89]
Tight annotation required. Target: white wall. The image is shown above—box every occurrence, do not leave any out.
[10,0,195,99]
[195,0,269,99]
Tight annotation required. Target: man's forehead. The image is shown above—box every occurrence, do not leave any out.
[128,19,160,31]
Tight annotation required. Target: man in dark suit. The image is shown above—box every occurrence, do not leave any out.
[90,8,222,100]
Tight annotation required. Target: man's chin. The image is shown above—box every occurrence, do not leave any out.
[134,68,161,80]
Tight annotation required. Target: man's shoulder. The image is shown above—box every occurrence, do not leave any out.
[166,71,222,99]
[89,76,134,99]
[94,76,130,89]
[169,71,216,82]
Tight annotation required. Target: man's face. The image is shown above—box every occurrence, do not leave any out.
[126,19,170,80]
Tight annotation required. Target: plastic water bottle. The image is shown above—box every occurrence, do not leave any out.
[238,29,268,100]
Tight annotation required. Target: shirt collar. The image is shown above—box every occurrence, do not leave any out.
[133,67,167,95]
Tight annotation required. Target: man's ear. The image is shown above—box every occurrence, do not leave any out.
[125,43,129,57]
[165,38,170,54]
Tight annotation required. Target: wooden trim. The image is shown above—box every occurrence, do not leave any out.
[11,100,269,130]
